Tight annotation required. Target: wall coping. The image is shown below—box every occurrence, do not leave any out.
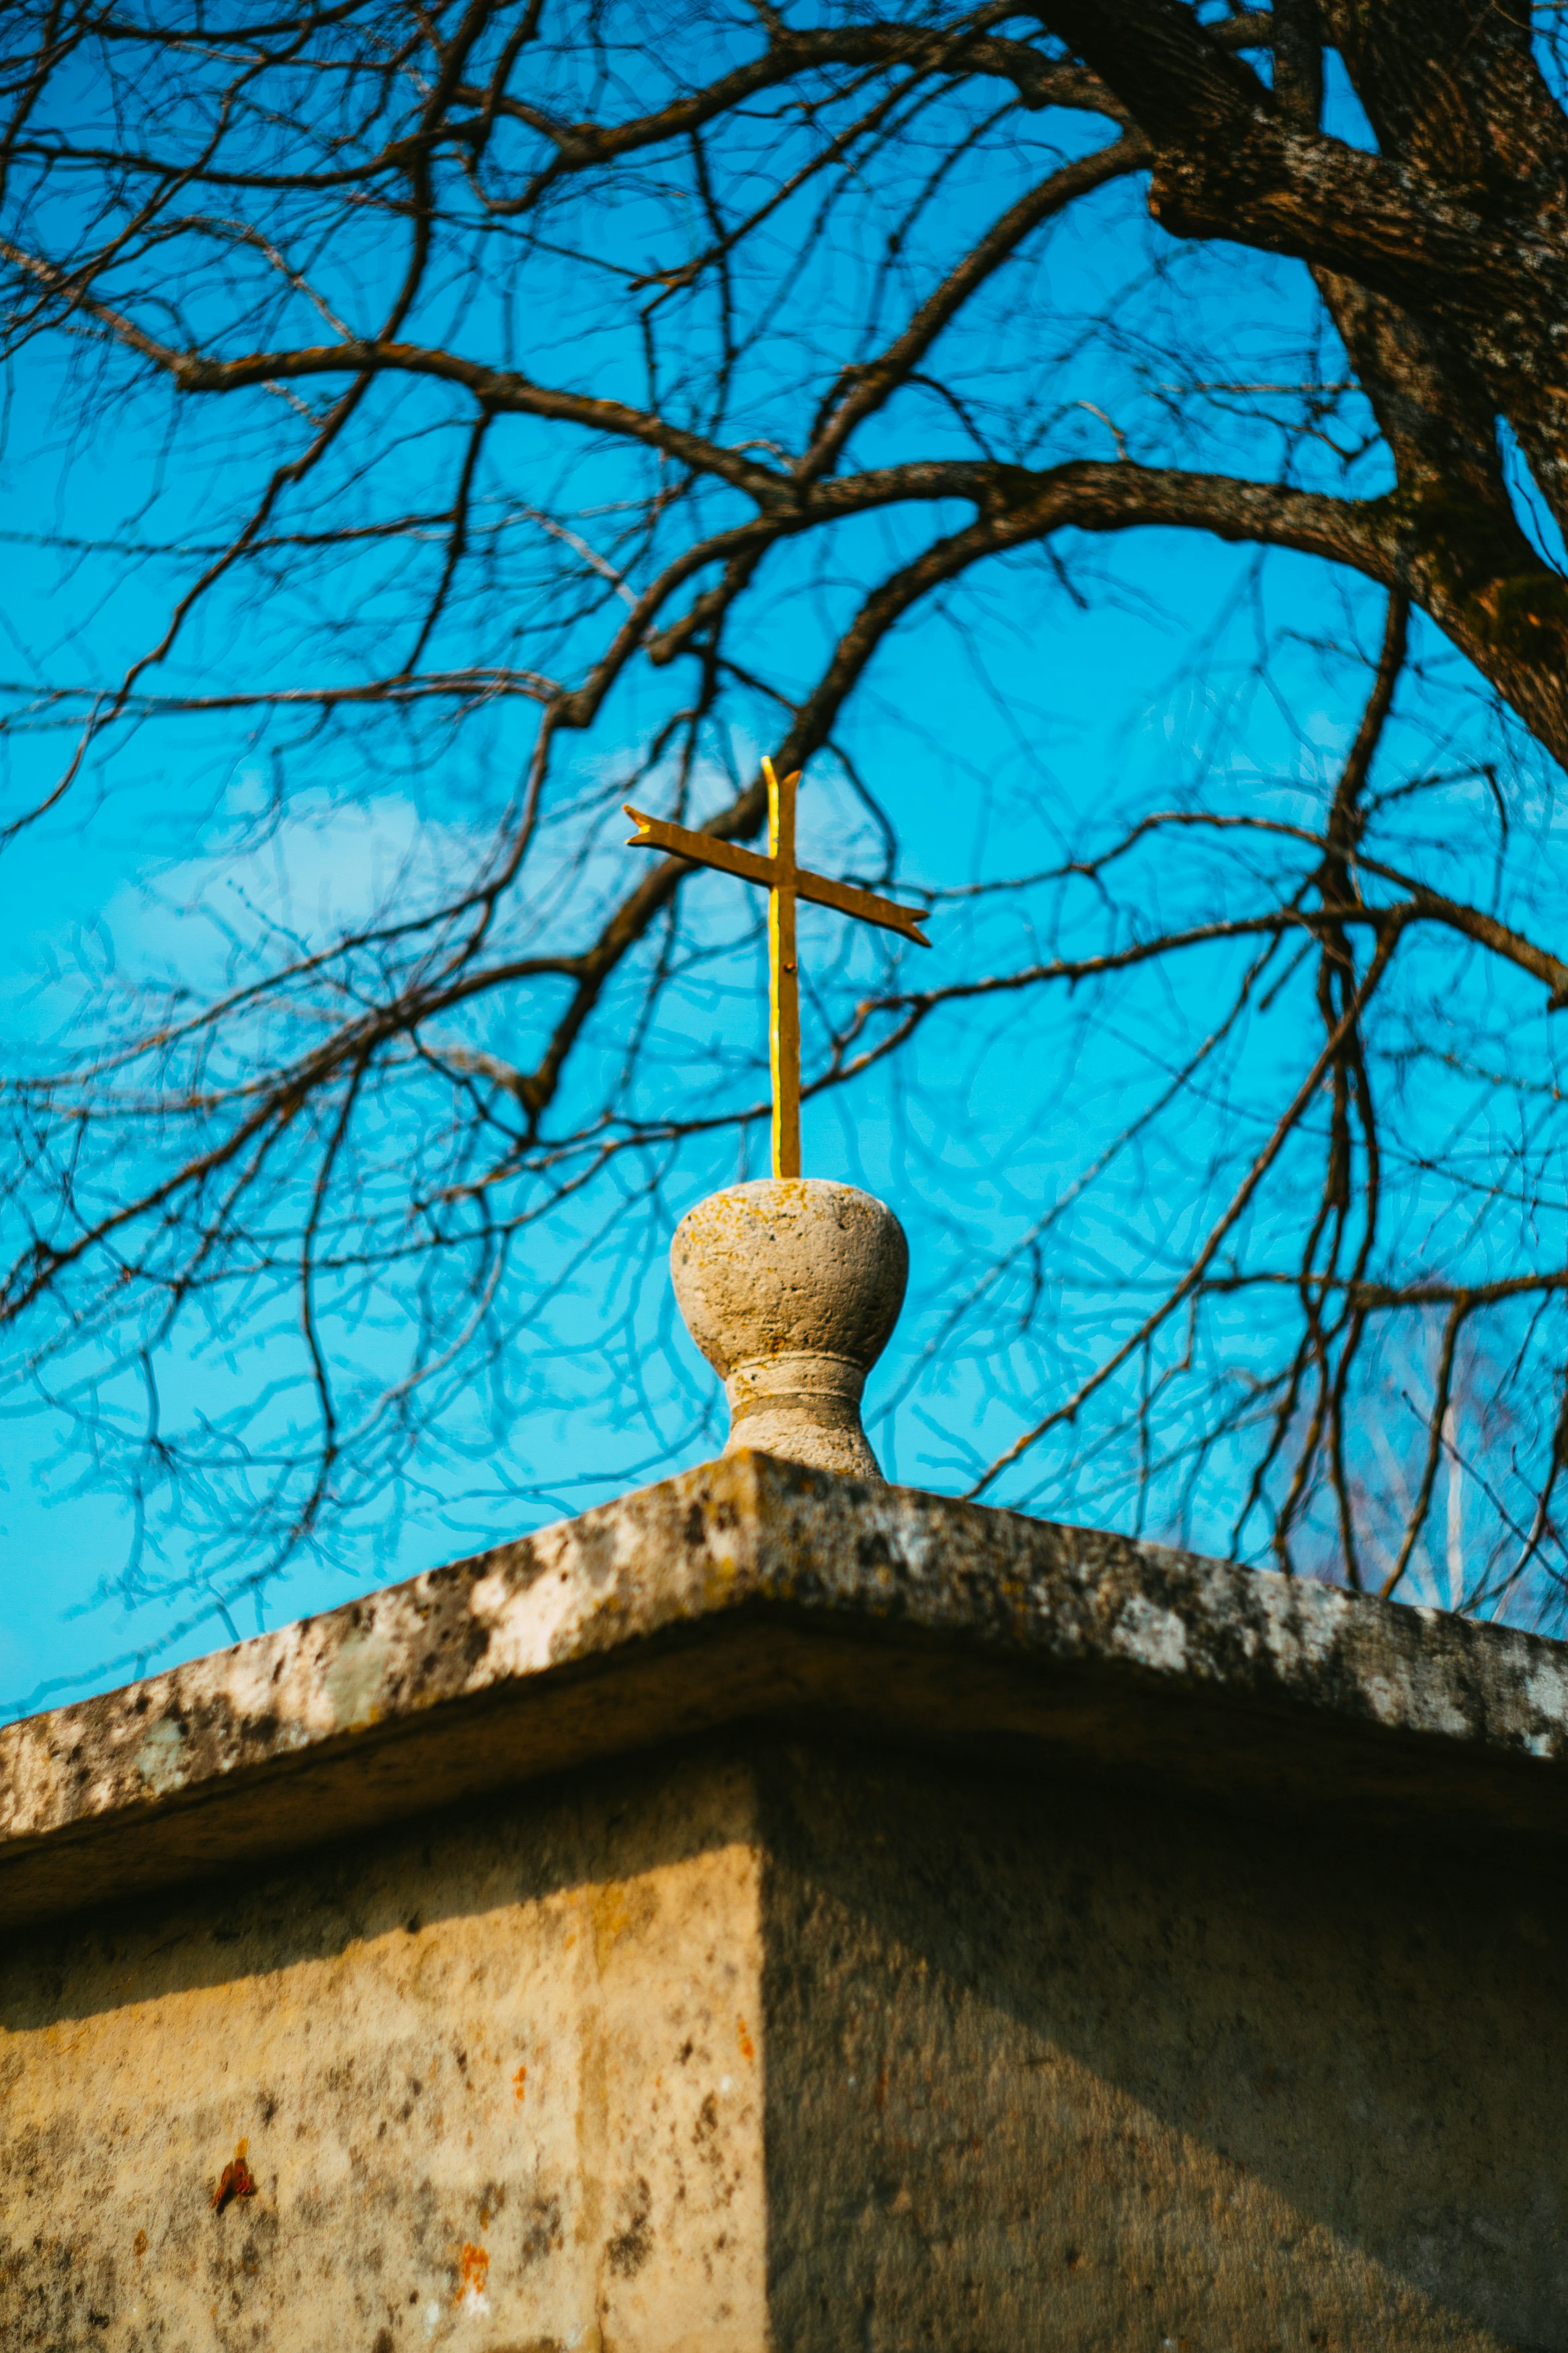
[6,1451,1568,1927]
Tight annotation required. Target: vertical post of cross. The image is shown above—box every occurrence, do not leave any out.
[765,755,802,1180]
[623,758,928,1183]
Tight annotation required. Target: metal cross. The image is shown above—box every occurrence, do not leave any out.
[624,756,931,1179]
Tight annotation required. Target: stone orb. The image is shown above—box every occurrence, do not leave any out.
[670,1179,908,1480]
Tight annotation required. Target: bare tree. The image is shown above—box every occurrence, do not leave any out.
[5,0,1568,1658]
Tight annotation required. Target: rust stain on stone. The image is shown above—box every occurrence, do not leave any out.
[212,2139,256,2215]
[454,2239,489,2303]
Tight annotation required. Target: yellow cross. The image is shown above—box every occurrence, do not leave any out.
[624,756,931,1178]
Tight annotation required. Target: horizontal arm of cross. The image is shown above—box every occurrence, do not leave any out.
[623,805,931,947]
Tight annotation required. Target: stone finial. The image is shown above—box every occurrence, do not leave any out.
[670,1179,908,1480]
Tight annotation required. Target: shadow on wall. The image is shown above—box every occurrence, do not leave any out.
[759,1737,1568,2352]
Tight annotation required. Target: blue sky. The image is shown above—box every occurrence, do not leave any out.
[5,13,1567,1716]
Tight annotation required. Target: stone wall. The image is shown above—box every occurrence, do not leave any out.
[5,1452,1568,2350]
[762,1739,1565,2350]
[5,1750,767,2351]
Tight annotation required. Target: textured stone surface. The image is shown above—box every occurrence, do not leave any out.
[669,1181,907,1477]
[3,1753,766,2352]
[759,1738,1568,2350]
[7,1449,1568,1931]
[5,1734,1564,2350]
[8,1455,1568,2348]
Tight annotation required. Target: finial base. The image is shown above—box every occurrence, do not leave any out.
[671,1179,908,1481]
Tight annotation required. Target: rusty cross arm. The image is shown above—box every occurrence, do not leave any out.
[621,807,932,947]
